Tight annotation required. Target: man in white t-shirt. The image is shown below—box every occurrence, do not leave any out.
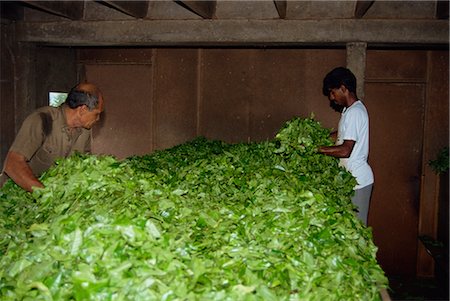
[318,67,373,225]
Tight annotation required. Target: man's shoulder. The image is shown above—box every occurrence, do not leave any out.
[34,105,61,115]
[30,106,65,121]
[348,101,368,114]
[343,102,368,124]
[21,106,66,134]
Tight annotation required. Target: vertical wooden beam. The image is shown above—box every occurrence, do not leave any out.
[354,0,375,19]
[14,42,38,130]
[0,22,16,168]
[151,48,157,152]
[346,42,367,100]
[274,0,287,19]
[196,49,202,137]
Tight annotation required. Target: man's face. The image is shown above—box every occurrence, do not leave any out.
[327,85,346,107]
[80,96,104,129]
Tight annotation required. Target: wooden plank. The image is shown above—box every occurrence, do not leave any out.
[21,1,84,20]
[102,1,149,19]
[274,0,287,19]
[176,1,216,19]
[354,0,375,18]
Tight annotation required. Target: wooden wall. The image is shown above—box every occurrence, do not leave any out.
[0,23,16,167]
[79,48,346,156]
[366,50,436,276]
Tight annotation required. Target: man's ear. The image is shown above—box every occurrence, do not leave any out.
[340,84,349,95]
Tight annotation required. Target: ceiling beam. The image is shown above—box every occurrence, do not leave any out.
[354,0,375,19]
[274,1,287,19]
[21,1,84,20]
[102,1,149,19]
[176,1,216,19]
[15,19,449,46]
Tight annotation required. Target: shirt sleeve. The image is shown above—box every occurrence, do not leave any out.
[341,107,365,142]
[9,111,46,160]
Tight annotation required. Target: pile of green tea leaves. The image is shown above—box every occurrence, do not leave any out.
[0,117,387,300]
[429,146,449,174]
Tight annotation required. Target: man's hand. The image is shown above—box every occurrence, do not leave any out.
[3,151,44,192]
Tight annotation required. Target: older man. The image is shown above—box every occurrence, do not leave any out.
[1,82,104,192]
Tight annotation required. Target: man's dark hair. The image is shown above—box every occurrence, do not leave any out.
[65,88,98,111]
[322,67,357,97]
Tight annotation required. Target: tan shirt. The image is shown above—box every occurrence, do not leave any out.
[9,105,91,176]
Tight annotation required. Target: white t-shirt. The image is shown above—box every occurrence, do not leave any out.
[336,100,374,189]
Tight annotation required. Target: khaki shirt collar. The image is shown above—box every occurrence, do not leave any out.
[59,104,82,137]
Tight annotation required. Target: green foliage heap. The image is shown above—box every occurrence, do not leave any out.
[0,117,387,300]
[429,147,449,174]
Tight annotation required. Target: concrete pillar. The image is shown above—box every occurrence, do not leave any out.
[346,42,367,100]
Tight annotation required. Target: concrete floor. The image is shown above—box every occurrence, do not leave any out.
[388,275,449,301]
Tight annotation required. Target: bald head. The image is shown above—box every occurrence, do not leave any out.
[76,82,100,96]
[65,82,103,111]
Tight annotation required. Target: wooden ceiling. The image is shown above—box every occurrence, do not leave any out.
[1,0,448,22]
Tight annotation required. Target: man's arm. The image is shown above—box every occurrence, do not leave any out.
[3,151,44,192]
[319,139,355,158]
